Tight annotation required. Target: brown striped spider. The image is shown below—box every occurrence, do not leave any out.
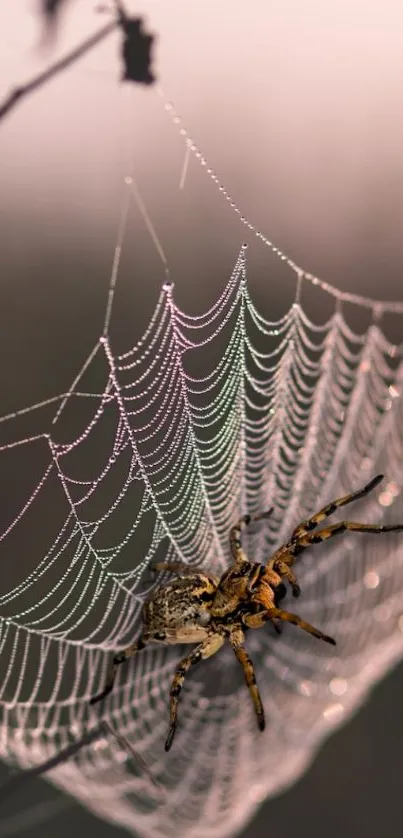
[90,474,403,751]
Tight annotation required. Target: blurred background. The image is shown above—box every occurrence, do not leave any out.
[0,2,402,836]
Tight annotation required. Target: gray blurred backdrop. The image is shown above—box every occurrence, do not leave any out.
[0,2,402,837]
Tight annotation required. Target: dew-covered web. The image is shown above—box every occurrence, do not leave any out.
[1,90,403,838]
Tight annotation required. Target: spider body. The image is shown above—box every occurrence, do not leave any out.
[90,474,403,751]
[142,574,215,644]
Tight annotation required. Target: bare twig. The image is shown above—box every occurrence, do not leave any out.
[0,20,118,124]
[0,2,156,125]
[0,720,164,803]
[103,720,165,794]
[0,725,106,801]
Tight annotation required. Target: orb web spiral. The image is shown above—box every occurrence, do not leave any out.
[1,12,403,828]
[0,233,403,836]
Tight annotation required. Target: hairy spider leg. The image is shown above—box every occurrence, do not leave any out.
[242,608,336,645]
[90,638,145,706]
[270,559,301,597]
[267,475,402,596]
[229,627,265,731]
[165,632,225,752]
[249,582,335,644]
[288,519,403,556]
[289,474,385,541]
[229,508,273,567]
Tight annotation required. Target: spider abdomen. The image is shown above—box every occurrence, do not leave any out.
[142,575,216,645]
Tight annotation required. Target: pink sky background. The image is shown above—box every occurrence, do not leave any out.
[0,1,403,405]
[1,1,403,300]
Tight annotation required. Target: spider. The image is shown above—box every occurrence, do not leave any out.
[90,474,403,751]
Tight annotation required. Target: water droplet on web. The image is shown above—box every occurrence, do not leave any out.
[374,604,392,623]
[93,738,108,752]
[329,677,348,696]
[323,703,345,722]
[298,680,315,697]
[379,490,394,507]
[364,570,380,589]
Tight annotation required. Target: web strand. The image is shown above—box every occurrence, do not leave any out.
[157,87,403,315]
[0,246,402,837]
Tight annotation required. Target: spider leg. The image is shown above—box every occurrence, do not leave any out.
[90,637,145,706]
[229,508,273,567]
[290,474,385,541]
[271,560,301,597]
[290,519,403,557]
[165,632,225,752]
[267,475,400,584]
[270,583,287,633]
[229,627,265,731]
[242,608,336,645]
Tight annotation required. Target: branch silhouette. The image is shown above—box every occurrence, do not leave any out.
[0,4,155,124]
[0,725,106,801]
[0,720,163,802]
[39,0,73,46]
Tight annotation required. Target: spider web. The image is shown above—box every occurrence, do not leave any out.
[1,92,403,838]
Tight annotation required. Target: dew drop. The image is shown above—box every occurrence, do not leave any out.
[329,677,348,696]
[323,702,344,722]
[364,570,380,589]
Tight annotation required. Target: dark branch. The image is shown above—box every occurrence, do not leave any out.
[0,720,164,803]
[0,3,156,125]
[0,20,117,124]
[0,725,105,801]
[39,0,72,45]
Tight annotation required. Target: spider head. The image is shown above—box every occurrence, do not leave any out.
[244,562,285,611]
[211,561,283,618]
